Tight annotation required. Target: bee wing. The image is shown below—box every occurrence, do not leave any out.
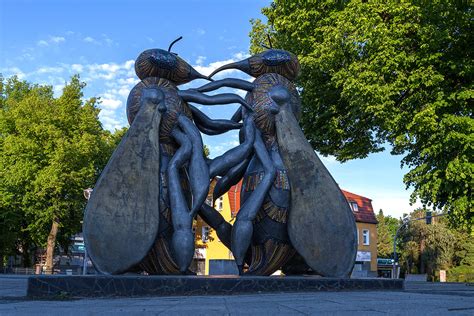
[275,104,357,278]
[83,100,161,275]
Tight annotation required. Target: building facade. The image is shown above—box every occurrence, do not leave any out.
[342,190,378,277]
[194,179,236,275]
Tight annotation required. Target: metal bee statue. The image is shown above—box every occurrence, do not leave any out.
[83,37,357,278]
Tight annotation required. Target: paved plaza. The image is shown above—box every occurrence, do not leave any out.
[0,275,473,315]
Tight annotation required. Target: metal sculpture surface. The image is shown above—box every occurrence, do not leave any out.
[83,38,357,277]
[84,38,250,275]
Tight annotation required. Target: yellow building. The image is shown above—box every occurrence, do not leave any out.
[342,190,378,277]
[194,179,236,275]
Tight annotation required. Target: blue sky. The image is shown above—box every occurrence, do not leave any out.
[0,0,421,218]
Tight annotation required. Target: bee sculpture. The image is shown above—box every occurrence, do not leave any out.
[195,48,358,277]
[83,38,254,275]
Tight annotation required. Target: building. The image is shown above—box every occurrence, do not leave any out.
[194,179,236,275]
[342,190,378,277]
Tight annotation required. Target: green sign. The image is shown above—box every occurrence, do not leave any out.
[377,258,394,265]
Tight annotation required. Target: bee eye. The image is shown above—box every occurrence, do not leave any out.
[269,86,291,105]
[262,49,292,66]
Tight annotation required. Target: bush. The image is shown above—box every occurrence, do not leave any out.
[448,266,474,283]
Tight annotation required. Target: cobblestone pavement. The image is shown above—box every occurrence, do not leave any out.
[1,275,473,315]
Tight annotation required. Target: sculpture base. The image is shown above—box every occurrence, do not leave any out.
[27,275,403,298]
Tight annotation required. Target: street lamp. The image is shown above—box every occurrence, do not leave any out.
[83,188,93,200]
[82,188,93,275]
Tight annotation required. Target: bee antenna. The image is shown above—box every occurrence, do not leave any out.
[260,43,271,49]
[168,36,183,52]
[267,34,273,48]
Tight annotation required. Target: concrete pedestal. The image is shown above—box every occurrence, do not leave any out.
[27,275,404,298]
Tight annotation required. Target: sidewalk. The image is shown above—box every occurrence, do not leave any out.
[1,275,473,315]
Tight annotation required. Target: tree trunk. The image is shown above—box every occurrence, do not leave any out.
[419,239,425,274]
[44,219,59,274]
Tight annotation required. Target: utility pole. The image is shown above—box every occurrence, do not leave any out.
[82,188,93,275]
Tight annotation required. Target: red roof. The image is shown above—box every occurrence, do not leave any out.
[225,182,377,225]
[228,179,243,217]
[341,190,378,224]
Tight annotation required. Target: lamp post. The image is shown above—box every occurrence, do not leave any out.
[82,188,93,275]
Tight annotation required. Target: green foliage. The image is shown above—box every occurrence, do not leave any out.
[397,209,473,280]
[203,144,210,159]
[376,209,400,258]
[0,75,118,262]
[448,231,474,282]
[250,0,473,229]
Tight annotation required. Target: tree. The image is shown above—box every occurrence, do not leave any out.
[398,209,456,280]
[376,209,400,258]
[203,144,210,159]
[449,230,474,282]
[250,0,473,230]
[0,75,115,272]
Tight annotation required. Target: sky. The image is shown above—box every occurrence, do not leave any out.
[0,0,422,218]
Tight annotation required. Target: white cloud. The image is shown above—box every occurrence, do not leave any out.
[83,36,99,44]
[85,60,135,81]
[101,34,114,46]
[36,66,64,74]
[37,35,66,47]
[207,139,241,158]
[100,96,122,110]
[195,56,206,65]
[99,114,123,131]
[53,84,65,95]
[71,64,84,72]
[195,28,206,36]
[124,60,134,70]
[0,67,26,79]
[192,52,250,78]
[19,53,34,61]
[50,36,65,43]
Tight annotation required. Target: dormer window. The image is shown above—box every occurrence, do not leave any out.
[350,202,359,212]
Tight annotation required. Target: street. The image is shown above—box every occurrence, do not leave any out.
[0,276,473,315]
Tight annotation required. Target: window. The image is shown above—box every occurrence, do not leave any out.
[362,229,370,245]
[202,226,210,243]
[350,202,359,212]
[217,196,224,211]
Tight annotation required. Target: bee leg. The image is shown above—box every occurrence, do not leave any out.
[213,157,251,203]
[189,104,242,135]
[209,117,255,178]
[231,106,243,123]
[232,132,277,275]
[198,204,233,250]
[177,115,209,217]
[178,89,253,112]
[168,128,194,274]
[194,78,255,93]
